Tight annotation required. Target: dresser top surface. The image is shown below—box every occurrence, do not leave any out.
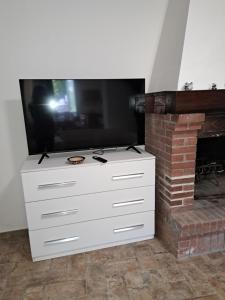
[21,147,155,173]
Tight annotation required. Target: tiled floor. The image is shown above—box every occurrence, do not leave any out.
[1,230,225,300]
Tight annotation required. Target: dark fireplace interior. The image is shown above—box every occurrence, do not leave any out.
[195,136,225,203]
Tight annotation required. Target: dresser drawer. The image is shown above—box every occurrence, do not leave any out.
[29,211,154,259]
[25,186,155,230]
[22,159,155,202]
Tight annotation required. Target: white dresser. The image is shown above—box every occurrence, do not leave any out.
[21,148,155,261]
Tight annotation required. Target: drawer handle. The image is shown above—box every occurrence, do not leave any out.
[44,236,80,246]
[112,173,144,181]
[38,181,76,190]
[113,199,144,208]
[114,224,144,233]
[41,209,78,218]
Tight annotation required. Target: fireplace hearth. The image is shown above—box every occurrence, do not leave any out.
[145,90,225,258]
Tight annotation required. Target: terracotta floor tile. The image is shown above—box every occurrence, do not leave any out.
[190,281,217,299]
[141,269,165,287]
[187,295,221,300]
[188,256,218,274]
[23,285,45,300]
[11,260,51,277]
[208,273,225,299]
[0,230,28,242]
[85,247,115,264]
[105,258,139,278]
[44,280,86,300]
[86,278,107,295]
[67,254,87,280]
[83,292,108,300]
[159,264,186,283]
[0,286,26,300]
[104,262,122,281]
[112,244,136,261]
[145,284,170,300]
[128,287,154,300]
[133,240,153,257]
[86,262,106,280]
[7,266,66,290]
[166,280,194,300]
[0,262,15,278]
[107,285,130,300]
[8,250,31,264]
[1,230,225,300]
[8,242,32,263]
[0,241,19,255]
[86,263,107,295]
[137,254,160,270]
[154,252,177,268]
[107,274,125,290]
[148,238,168,254]
[123,270,144,288]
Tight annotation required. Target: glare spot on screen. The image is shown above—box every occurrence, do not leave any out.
[48,98,58,110]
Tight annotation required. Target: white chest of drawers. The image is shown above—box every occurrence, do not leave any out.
[21,148,155,261]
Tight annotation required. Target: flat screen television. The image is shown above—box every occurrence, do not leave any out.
[19,79,145,155]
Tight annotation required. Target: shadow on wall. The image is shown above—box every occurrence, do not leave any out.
[148,0,190,92]
[0,99,27,232]
[0,174,27,231]
[4,99,28,169]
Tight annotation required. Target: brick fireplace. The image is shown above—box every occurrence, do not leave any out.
[145,90,225,258]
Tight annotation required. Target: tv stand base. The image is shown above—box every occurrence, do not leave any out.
[38,152,49,164]
[126,145,142,154]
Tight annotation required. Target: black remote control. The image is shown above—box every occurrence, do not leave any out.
[92,156,107,163]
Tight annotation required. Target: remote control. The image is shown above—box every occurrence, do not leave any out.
[92,156,107,163]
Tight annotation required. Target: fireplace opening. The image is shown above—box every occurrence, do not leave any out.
[195,136,225,201]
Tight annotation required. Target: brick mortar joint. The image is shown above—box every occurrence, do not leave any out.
[173,127,203,133]
[167,188,195,195]
[176,113,205,124]
[165,174,195,180]
[176,119,205,126]
[178,229,225,240]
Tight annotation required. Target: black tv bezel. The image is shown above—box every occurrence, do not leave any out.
[19,78,145,155]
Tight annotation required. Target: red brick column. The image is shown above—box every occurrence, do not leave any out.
[145,113,205,254]
[146,113,205,212]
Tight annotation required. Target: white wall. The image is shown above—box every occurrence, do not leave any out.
[149,0,190,92]
[178,0,225,90]
[0,0,168,232]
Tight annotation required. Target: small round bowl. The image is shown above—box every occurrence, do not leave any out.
[67,155,85,165]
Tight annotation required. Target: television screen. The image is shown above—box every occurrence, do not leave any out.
[19,79,145,155]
